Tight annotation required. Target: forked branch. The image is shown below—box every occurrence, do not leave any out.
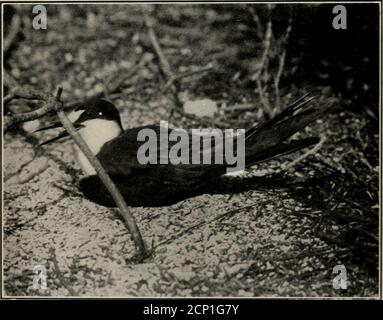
[4,81,148,260]
[53,88,148,259]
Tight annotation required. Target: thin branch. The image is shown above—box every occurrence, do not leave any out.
[100,54,152,98]
[251,16,273,117]
[65,79,156,110]
[4,86,48,104]
[274,50,286,110]
[3,93,54,132]
[256,78,272,116]
[53,88,148,259]
[163,64,214,91]
[4,70,19,88]
[4,70,48,107]
[274,18,292,110]
[142,8,183,109]
[4,80,148,259]
[4,94,15,105]
[279,136,327,172]
[252,19,272,81]
[248,6,264,39]
[4,11,21,56]
[142,9,173,79]
[49,247,77,296]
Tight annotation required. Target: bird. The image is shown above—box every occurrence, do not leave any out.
[36,94,327,207]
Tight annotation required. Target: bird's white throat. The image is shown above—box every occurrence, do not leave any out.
[73,119,122,176]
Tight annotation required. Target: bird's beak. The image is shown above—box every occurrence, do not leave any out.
[35,121,84,146]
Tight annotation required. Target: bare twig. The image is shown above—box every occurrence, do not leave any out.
[65,79,157,110]
[142,8,184,109]
[4,86,48,104]
[4,70,20,89]
[53,88,148,259]
[250,6,294,118]
[3,92,54,132]
[4,94,15,105]
[163,64,214,91]
[274,18,292,109]
[279,136,327,172]
[252,19,272,81]
[248,6,264,39]
[100,53,153,98]
[4,70,49,120]
[256,78,272,117]
[18,161,50,184]
[49,247,77,296]
[4,11,21,56]
[4,79,148,259]
[251,15,273,117]
[274,50,286,110]
[142,9,173,79]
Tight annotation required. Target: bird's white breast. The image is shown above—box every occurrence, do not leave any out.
[73,119,122,176]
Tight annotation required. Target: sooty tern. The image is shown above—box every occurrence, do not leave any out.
[37,95,326,207]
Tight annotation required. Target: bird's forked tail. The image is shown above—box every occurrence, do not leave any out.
[244,94,328,167]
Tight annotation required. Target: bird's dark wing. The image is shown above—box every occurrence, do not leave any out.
[96,124,225,178]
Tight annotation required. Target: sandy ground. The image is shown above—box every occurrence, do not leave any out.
[3,113,377,297]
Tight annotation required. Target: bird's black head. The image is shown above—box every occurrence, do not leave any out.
[73,98,123,129]
[36,98,124,146]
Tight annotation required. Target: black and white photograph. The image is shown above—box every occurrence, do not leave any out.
[1,1,381,300]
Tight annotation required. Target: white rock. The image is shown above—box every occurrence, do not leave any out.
[183,99,218,118]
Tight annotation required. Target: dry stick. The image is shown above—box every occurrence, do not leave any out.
[279,136,327,172]
[4,70,19,87]
[143,8,218,124]
[274,18,292,110]
[4,86,48,105]
[49,247,77,296]
[4,94,54,132]
[163,64,214,91]
[4,94,16,105]
[3,71,50,122]
[249,6,264,39]
[3,69,136,130]
[4,71,20,104]
[274,50,286,111]
[48,54,154,110]
[257,20,272,77]
[3,94,14,105]
[4,12,21,56]
[142,9,183,110]
[52,88,148,259]
[142,10,173,79]
[64,79,158,112]
[5,84,148,258]
[99,54,152,98]
[253,18,273,117]
[256,79,271,117]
